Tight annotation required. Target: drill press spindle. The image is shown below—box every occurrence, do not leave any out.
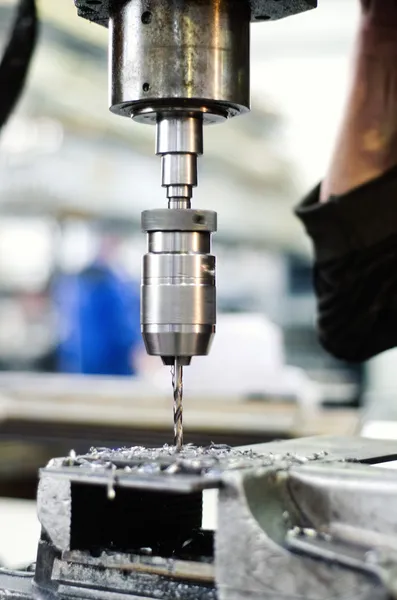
[108,0,250,448]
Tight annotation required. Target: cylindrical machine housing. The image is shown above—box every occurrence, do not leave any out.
[141,209,217,364]
[109,0,250,122]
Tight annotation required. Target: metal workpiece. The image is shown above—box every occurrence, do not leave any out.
[36,443,276,555]
[35,439,335,554]
[109,0,250,121]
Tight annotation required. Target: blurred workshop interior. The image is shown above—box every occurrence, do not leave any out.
[0,0,396,563]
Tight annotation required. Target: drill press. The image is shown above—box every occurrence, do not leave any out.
[74,0,317,449]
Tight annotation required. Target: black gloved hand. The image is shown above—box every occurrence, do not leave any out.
[0,0,38,132]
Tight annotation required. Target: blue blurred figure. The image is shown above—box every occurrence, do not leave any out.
[54,233,142,376]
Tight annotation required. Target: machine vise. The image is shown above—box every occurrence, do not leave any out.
[1,437,397,599]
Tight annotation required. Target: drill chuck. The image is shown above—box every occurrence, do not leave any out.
[141,209,217,365]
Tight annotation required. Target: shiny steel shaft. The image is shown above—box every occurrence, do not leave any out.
[172,358,183,451]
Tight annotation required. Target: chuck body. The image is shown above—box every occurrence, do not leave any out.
[141,209,217,365]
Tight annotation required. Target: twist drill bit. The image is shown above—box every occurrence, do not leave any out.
[172,358,183,451]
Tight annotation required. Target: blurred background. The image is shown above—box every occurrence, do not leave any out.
[0,0,395,567]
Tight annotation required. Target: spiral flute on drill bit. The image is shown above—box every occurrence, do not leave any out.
[172,359,183,451]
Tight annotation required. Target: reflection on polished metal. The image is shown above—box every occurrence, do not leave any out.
[141,209,217,365]
[157,116,203,205]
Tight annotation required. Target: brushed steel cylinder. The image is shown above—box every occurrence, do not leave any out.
[109,0,250,121]
[156,117,203,155]
[168,196,191,209]
[143,253,215,281]
[149,231,210,254]
[157,116,202,202]
[161,154,197,187]
[167,186,191,200]
[142,271,215,324]
[141,211,217,364]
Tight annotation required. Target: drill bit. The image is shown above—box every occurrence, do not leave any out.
[172,358,183,451]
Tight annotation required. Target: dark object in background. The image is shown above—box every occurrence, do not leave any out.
[296,173,397,363]
[0,0,37,131]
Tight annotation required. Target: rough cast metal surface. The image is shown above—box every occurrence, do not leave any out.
[216,468,389,600]
[51,555,216,600]
[74,0,317,26]
[214,437,397,599]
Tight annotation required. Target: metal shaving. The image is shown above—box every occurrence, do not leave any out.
[60,443,329,478]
